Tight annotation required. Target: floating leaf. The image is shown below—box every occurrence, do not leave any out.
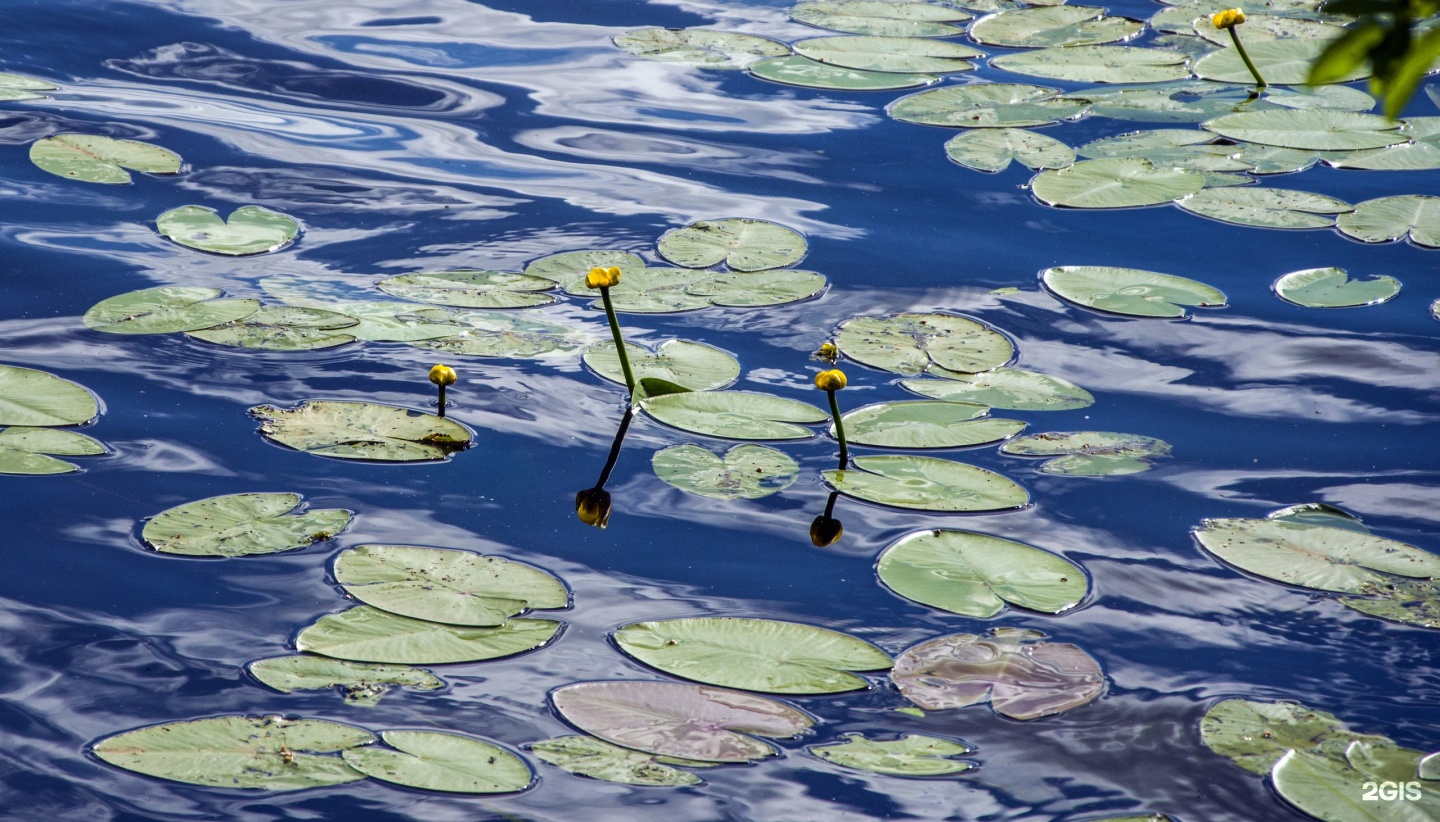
[823,455,1029,512]
[1272,749,1440,821]
[247,655,443,705]
[993,46,1190,84]
[685,268,826,307]
[1193,13,1346,45]
[613,617,891,694]
[1335,195,1440,247]
[1077,129,1250,172]
[29,134,180,184]
[1031,159,1205,209]
[333,545,568,627]
[550,680,814,763]
[1341,578,1440,630]
[1268,502,1370,533]
[142,492,351,557]
[1195,37,1368,84]
[93,716,372,791]
[890,83,1088,127]
[0,427,105,475]
[1002,430,1171,475]
[1234,144,1321,174]
[877,530,1086,616]
[834,313,1014,376]
[377,270,556,309]
[793,35,982,74]
[901,367,1094,410]
[564,266,711,313]
[652,444,799,500]
[892,627,1104,720]
[1273,267,1400,308]
[657,218,806,272]
[0,72,55,101]
[1200,699,1363,775]
[325,301,462,343]
[809,733,976,777]
[613,28,789,69]
[296,606,561,664]
[187,305,359,350]
[529,736,714,786]
[0,365,98,426]
[750,56,937,90]
[342,731,533,794]
[156,205,300,256]
[839,401,1025,449]
[84,286,259,335]
[640,390,828,440]
[791,1,970,37]
[1203,109,1405,151]
[945,128,1075,172]
[1176,187,1353,229]
[249,401,471,462]
[971,6,1143,48]
[1192,518,1440,593]
[585,340,738,391]
[1041,266,1225,317]
[1203,171,1256,188]
[523,249,644,284]
[412,309,590,357]
[1327,140,1440,171]
[1264,83,1378,111]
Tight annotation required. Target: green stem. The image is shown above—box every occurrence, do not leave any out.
[437,384,447,418]
[1228,27,1266,90]
[827,390,848,466]
[600,287,636,395]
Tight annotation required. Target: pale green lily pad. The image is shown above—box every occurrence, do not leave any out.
[1269,502,1370,533]
[823,455,1029,512]
[297,606,561,664]
[993,46,1190,84]
[1042,266,1226,317]
[685,268,826,307]
[613,28,789,70]
[652,444,799,500]
[247,655,443,705]
[1203,171,1256,188]
[1031,159,1205,208]
[0,427,106,475]
[84,286,260,335]
[793,36,982,74]
[529,736,714,787]
[377,270,556,309]
[342,730,532,794]
[835,313,1014,375]
[0,72,56,101]
[1341,578,1440,629]
[1194,13,1346,45]
[142,492,351,557]
[1203,109,1405,151]
[1002,430,1171,475]
[791,1,970,37]
[156,205,300,256]
[877,529,1086,616]
[334,544,568,627]
[1077,129,1250,172]
[892,627,1104,719]
[889,82,1089,127]
[329,301,463,342]
[1192,518,1440,593]
[945,128,1075,172]
[902,367,1094,410]
[1327,141,1440,171]
[1336,195,1440,247]
[1195,37,1369,85]
[839,401,1026,449]
[1201,699,1369,775]
[1265,83,1378,111]
[1235,144,1321,174]
[564,266,712,313]
[411,309,590,357]
[751,56,938,90]
[1177,187,1353,229]
[971,6,1144,48]
[29,134,181,184]
[586,339,738,391]
[1076,80,1257,123]
[249,401,471,461]
[614,617,891,694]
[809,733,976,777]
[1273,749,1440,821]
[187,305,360,350]
[640,390,828,440]
[1273,267,1400,308]
[657,218,806,272]
[0,365,99,426]
[524,249,645,283]
[92,715,372,791]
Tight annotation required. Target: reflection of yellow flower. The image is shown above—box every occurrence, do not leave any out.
[810,515,843,547]
[816,342,839,363]
[586,266,622,289]
[1212,8,1245,28]
[428,364,457,386]
[814,369,847,392]
[575,487,612,529]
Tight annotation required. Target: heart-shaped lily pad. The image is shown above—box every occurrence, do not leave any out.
[1203,109,1406,151]
[377,270,556,309]
[0,365,99,426]
[584,340,738,391]
[658,218,806,271]
[30,134,181,184]
[187,305,360,350]
[793,36,983,74]
[901,367,1093,410]
[529,736,714,786]
[411,309,590,357]
[342,730,533,794]
[0,427,106,475]
[157,205,300,256]
[1177,187,1353,229]
[878,530,1086,617]
[142,492,352,557]
[809,733,976,777]
[640,390,828,440]
[296,606,562,664]
[249,401,472,462]
[0,72,56,101]
[835,313,1014,375]
[247,655,444,705]
[614,28,789,70]
[1195,37,1369,85]
[945,128,1075,172]
[613,617,892,694]
[85,286,260,335]
[1031,159,1205,208]
[993,46,1190,84]
[889,83,1088,127]
[1041,266,1226,318]
[971,6,1143,48]
[823,455,1029,512]
[751,56,938,90]
[791,1,971,37]
[1335,195,1440,246]
[1273,267,1401,308]
[1193,518,1440,593]
[839,401,1026,449]
[653,444,799,500]
[1001,430,1171,475]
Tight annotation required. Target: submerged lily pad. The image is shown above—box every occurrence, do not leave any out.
[839,401,1026,449]
[613,617,891,694]
[657,218,806,272]
[640,390,828,440]
[971,6,1142,48]
[1001,430,1171,475]
[1341,578,1440,629]
[1031,159,1205,209]
[529,736,715,786]
[653,444,799,500]
[92,715,372,791]
[945,128,1075,172]
[1195,37,1368,85]
[1335,195,1440,247]
[157,205,300,256]
[0,366,98,426]
[809,733,976,777]
[187,305,359,350]
[901,367,1093,410]
[1273,267,1400,308]
[550,680,814,763]
[835,313,1014,375]
[247,655,443,705]
[890,83,1088,127]
[296,606,561,664]
[794,35,982,74]
[791,1,971,37]
[1176,187,1352,229]
[84,286,259,335]
[585,340,738,391]
[342,730,533,794]
[751,56,938,90]
[993,46,1190,84]
[412,309,589,357]
[892,627,1104,720]
[377,270,556,309]
[0,426,106,475]
[823,455,1029,512]
[613,28,789,69]
[0,72,56,101]
[29,134,180,184]
[250,401,471,462]
[1041,266,1226,318]
[1203,109,1405,151]
[1192,518,1440,593]
[877,530,1086,616]
[142,492,351,557]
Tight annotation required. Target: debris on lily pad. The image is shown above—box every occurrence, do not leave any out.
[0,426,106,475]
[187,305,360,350]
[877,529,1086,617]
[584,339,739,391]
[249,401,471,462]
[823,454,1029,512]
[640,390,828,440]
[901,367,1093,410]
[247,655,444,705]
[1001,430,1172,475]
[156,205,300,256]
[613,28,789,70]
[838,401,1026,449]
[529,735,716,787]
[657,218,806,272]
[29,134,181,184]
[85,286,260,335]
[296,606,562,664]
[808,733,977,777]
[945,128,1075,172]
[142,492,352,557]
[835,312,1014,376]
[1192,517,1440,594]
[377,269,557,309]
[1272,267,1400,308]
[1041,266,1226,318]
[341,730,534,794]
[653,443,799,500]
[0,365,99,426]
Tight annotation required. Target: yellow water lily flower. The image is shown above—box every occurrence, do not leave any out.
[586,266,622,289]
[810,515,843,547]
[575,487,612,529]
[428,364,457,386]
[1212,8,1245,28]
[814,369,847,392]
[816,342,839,363]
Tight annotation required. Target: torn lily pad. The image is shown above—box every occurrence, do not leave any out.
[1001,430,1172,475]
[1031,159,1205,209]
[0,72,56,101]
[823,455,1029,512]
[156,205,300,256]
[751,56,937,90]
[529,736,715,786]
[992,46,1190,84]
[1192,517,1440,593]
[657,218,806,272]
[970,6,1142,48]
[877,530,1086,617]
[187,305,359,350]
[793,35,982,74]
[889,83,1088,127]
[652,444,799,500]
[1335,195,1440,247]
[809,733,976,777]
[30,134,181,184]
[0,365,98,426]
[84,286,259,335]
[342,730,533,794]
[640,390,828,440]
[296,606,561,664]
[613,28,789,70]
[249,401,471,461]
[0,427,106,475]
[585,340,738,391]
[1203,109,1406,151]
[838,401,1026,449]
[791,1,971,37]
[1177,187,1352,229]
[945,128,1075,172]
[901,367,1093,410]
[1273,267,1400,308]
[1041,266,1226,318]
[247,655,443,705]
[142,492,351,557]
[835,313,1014,376]
[412,309,590,357]
[377,270,556,309]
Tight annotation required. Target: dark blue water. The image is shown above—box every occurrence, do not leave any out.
[2,0,1438,819]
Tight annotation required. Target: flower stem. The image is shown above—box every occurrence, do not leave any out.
[827,389,848,466]
[437,384,447,418]
[600,287,636,395]
[1228,27,1266,90]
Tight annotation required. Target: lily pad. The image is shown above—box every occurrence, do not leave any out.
[1192,518,1440,593]
[613,617,892,694]
[84,286,260,335]
[835,313,1014,375]
[142,492,351,557]
[791,1,970,37]
[839,401,1026,449]
[0,72,56,101]
[1200,699,1391,775]
[564,266,712,313]
[0,426,106,475]
[550,680,814,763]
[657,218,806,272]
[613,28,789,70]
[377,270,556,309]
[528,736,715,786]
[247,655,444,705]
[1177,187,1353,229]
[793,36,983,74]
[523,250,644,284]
[685,268,827,307]
[296,606,561,664]
[1235,144,1321,174]
[333,545,568,627]
[889,83,1088,127]
[901,367,1093,410]
[156,205,300,256]
[92,715,372,791]
[993,46,1190,84]
[586,340,738,391]
[971,6,1143,48]
[945,128,1075,172]
[1273,267,1400,308]
[1203,109,1405,151]
[1041,266,1226,317]
[1268,502,1370,533]
[1001,430,1171,475]
[327,301,463,343]
[751,56,938,90]
[652,444,799,500]
[1195,37,1369,85]
[808,733,976,777]
[892,627,1104,720]
[877,530,1086,616]
[187,305,360,350]
[1273,749,1440,820]
[1193,13,1346,45]
[1076,80,1257,123]
[1327,141,1440,171]
[823,455,1029,512]
[1335,195,1440,246]
[249,401,471,462]
[29,134,181,184]
[342,730,532,794]
[412,309,589,357]
[1031,159,1205,209]
[1341,578,1440,630]
[0,365,98,426]
[640,390,828,440]
[1077,129,1251,172]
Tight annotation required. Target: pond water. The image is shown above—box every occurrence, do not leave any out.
[2,0,1438,819]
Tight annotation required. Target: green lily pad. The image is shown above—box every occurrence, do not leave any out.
[1235,144,1321,174]
[564,266,712,313]
[685,268,827,307]
[377,269,556,309]
[809,733,976,777]
[1273,749,1440,820]
[1202,171,1256,188]
[839,401,1023,449]
[1076,80,1261,123]
[791,1,970,37]
[823,454,1029,512]
[296,606,561,664]
[249,401,471,462]
[640,390,828,440]
[156,205,300,256]
[142,492,352,557]
[1195,37,1369,85]
[528,736,715,787]
[751,55,938,90]
[1077,129,1251,172]
[971,6,1143,48]
[523,250,644,284]
[29,134,181,184]
[187,305,360,350]
[333,544,568,627]
[835,312,1014,375]
[1001,430,1171,475]
[614,28,788,69]
[1192,518,1440,593]
[892,627,1104,720]
[1031,159,1205,209]
[342,730,533,794]
[993,46,1190,84]
[889,83,1089,127]
[1203,109,1405,151]
[323,301,462,343]
[1341,578,1440,629]
[1199,699,1397,775]
[1273,267,1401,308]
[247,655,443,705]
[84,286,260,335]
[877,529,1086,616]
[411,309,590,357]
[1336,195,1440,247]
[652,444,799,500]
[1193,13,1346,45]
[657,218,806,272]
[0,365,99,426]
[585,339,738,391]
[945,128,1075,172]
[1265,84,1378,111]
[92,715,372,791]
[0,72,56,101]
[550,680,815,763]
[1041,266,1226,317]
[793,36,983,74]
[901,367,1094,410]
[0,426,106,475]
[1328,140,1440,171]
[613,617,892,694]
[1177,187,1353,229]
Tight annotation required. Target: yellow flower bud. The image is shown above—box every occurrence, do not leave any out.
[1212,8,1245,28]
[428,364,457,387]
[816,342,839,363]
[810,515,843,548]
[585,266,622,289]
[575,487,612,529]
[814,369,847,392]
